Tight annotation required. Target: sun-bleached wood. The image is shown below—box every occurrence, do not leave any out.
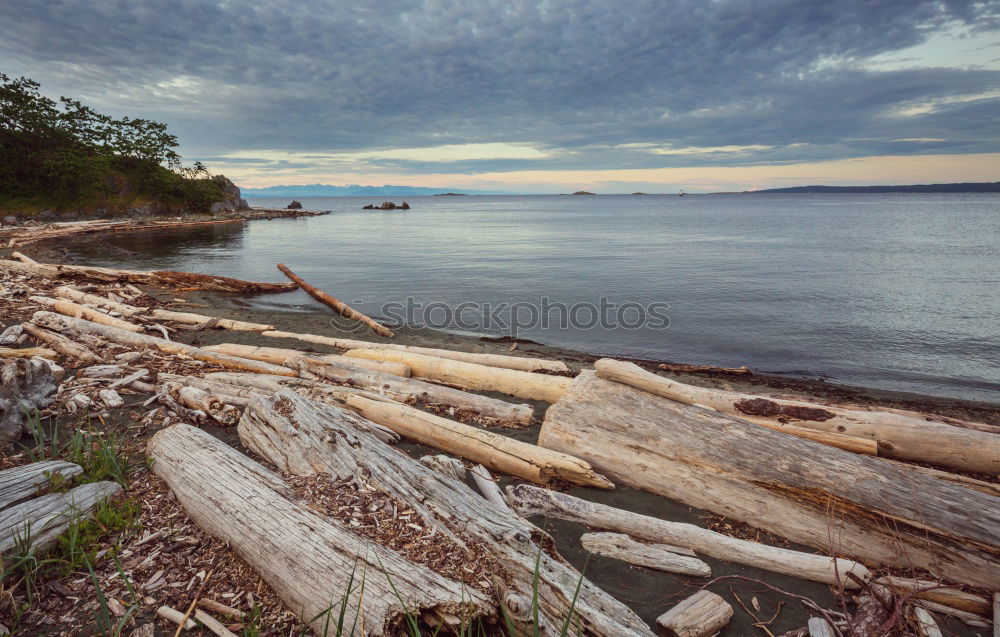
[0,481,122,555]
[0,461,82,512]
[291,357,534,424]
[163,383,240,426]
[21,322,102,366]
[345,348,572,402]
[807,617,836,637]
[579,532,711,576]
[0,258,59,279]
[874,576,991,616]
[202,343,410,377]
[0,347,58,360]
[538,371,1000,589]
[912,607,943,637]
[345,394,612,488]
[31,312,296,376]
[507,484,869,588]
[31,296,143,332]
[53,286,143,316]
[276,263,395,337]
[193,609,238,637]
[236,390,651,636]
[147,309,274,332]
[421,455,468,482]
[468,464,511,511]
[595,358,998,473]
[156,606,197,631]
[149,423,491,635]
[655,590,733,637]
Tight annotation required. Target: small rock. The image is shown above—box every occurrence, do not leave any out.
[98,389,124,408]
[287,200,303,210]
[31,356,65,382]
[0,325,23,346]
[400,201,410,209]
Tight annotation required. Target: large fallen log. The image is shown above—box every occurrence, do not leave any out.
[22,322,102,366]
[345,348,572,403]
[30,312,296,376]
[52,286,144,316]
[0,461,82,511]
[147,309,275,332]
[537,371,1000,589]
[345,394,612,488]
[202,343,411,377]
[261,329,571,373]
[236,390,652,635]
[0,258,59,279]
[0,481,122,555]
[508,484,870,587]
[30,296,144,332]
[148,424,490,634]
[276,263,395,338]
[291,357,534,424]
[595,359,998,474]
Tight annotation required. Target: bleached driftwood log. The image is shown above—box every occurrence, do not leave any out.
[345,348,572,402]
[162,382,241,426]
[0,358,57,440]
[202,343,411,377]
[30,312,296,376]
[595,359,998,474]
[263,329,570,372]
[468,464,510,511]
[0,258,58,279]
[0,347,58,360]
[507,484,869,587]
[0,461,82,511]
[21,322,102,367]
[52,286,143,316]
[579,532,711,576]
[30,296,143,332]
[291,357,534,424]
[873,576,991,616]
[236,390,652,635]
[655,590,733,637]
[149,424,490,635]
[147,309,274,332]
[277,264,395,338]
[0,481,122,555]
[538,371,1000,589]
[345,394,613,488]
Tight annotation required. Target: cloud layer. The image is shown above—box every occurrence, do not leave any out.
[2,0,998,190]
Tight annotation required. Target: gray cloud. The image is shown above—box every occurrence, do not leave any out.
[1,0,998,181]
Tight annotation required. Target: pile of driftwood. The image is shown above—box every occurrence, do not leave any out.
[1,252,998,636]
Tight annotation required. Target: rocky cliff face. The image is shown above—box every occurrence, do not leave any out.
[210,175,251,213]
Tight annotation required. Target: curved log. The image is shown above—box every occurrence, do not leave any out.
[276,264,394,338]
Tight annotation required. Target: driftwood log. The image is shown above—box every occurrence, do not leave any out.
[30,312,296,376]
[30,296,143,333]
[148,424,491,635]
[507,484,869,587]
[236,390,652,635]
[0,461,82,511]
[579,532,711,576]
[655,590,733,637]
[53,286,143,316]
[290,357,534,424]
[537,371,1000,589]
[0,347,58,361]
[276,264,395,338]
[202,343,411,377]
[344,394,613,488]
[0,358,57,440]
[873,575,991,616]
[263,329,570,372]
[345,348,572,402]
[21,322,102,367]
[595,359,998,474]
[0,481,122,555]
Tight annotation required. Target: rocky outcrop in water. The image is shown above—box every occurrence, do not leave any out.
[287,200,303,210]
[210,175,251,213]
[362,201,410,210]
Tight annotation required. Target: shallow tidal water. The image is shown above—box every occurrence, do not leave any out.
[63,192,1000,402]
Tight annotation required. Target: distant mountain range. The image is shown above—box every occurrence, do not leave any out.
[240,184,509,197]
[747,182,1000,194]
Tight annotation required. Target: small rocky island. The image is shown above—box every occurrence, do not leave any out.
[572,191,596,195]
[363,201,410,210]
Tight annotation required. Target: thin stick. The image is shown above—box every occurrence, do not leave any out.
[174,567,214,637]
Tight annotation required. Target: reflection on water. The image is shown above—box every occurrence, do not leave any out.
[59,193,1000,402]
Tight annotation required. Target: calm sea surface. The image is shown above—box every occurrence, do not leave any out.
[66,193,1000,402]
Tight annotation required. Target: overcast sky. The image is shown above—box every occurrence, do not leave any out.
[3,0,999,192]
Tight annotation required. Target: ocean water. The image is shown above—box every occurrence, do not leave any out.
[66,193,1000,402]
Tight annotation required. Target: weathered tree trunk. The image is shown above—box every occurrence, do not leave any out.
[148,309,274,332]
[203,343,411,377]
[345,349,572,403]
[507,484,870,588]
[655,590,733,637]
[344,394,613,488]
[0,481,122,555]
[262,329,570,373]
[0,358,57,440]
[579,532,711,576]
[595,359,998,474]
[148,424,489,635]
[276,264,395,338]
[30,296,143,332]
[0,347,58,361]
[0,461,82,511]
[873,575,991,616]
[291,356,534,425]
[0,258,59,279]
[22,322,102,366]
[468,464,511,511]
[538,371,1000,589]
[31,312,296,376]
[53,286,144,316]
[162,382,240,426]
[236,390,652,636]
